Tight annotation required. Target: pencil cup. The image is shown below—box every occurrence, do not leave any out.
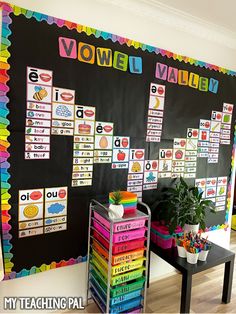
[186,252,199,264]
[177,245,186,258]
[198,250,209,261]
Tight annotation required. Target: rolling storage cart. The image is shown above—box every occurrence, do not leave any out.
[86,199,151,314]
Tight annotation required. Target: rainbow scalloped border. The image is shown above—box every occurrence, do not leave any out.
[0,1,235,280]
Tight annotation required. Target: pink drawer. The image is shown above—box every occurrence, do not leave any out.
[113,219,146,233]
[92,220,110,239]
[93,211,110,229]
[93,219,146,243]
[93,211,146,233]
[113,228,146,243]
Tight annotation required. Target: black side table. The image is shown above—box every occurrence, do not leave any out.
[149,242,235,314]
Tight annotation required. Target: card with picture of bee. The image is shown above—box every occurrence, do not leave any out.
[27,83,52,104]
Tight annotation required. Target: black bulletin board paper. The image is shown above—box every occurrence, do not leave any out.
[1,4,236,278]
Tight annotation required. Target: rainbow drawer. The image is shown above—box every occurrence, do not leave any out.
[93,229,109,250]
[91,280,143,314]
[113,219,146,233]
[92,240,109,260]
[92,249,145,276]
[126,306,143,313]
[91,256,108,280]
[92,219,110,239]
[93,219,146,243]
[90,277,106,299]
[110,296,143,314]
[93,239,145,263]
[90,287,106,313]
[91,267,146,299]
[90,279,143,313]
[93,211,110,229]
[112,248,145,265]
[92,249,108,270]
[111,267,146,286]
[111,258,146,276]
[110,277,146,298]
[113,238,146,254]
[92,230,145,256]
[94,211,146,232]
[110,289,143,306]
[90,267,107,292]
[113,228,146,243]
[90,274,143,306]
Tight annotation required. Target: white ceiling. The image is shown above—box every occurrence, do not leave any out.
[102,0,236,50]
[146,0,236,32]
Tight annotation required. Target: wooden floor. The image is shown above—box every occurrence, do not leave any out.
[82,231,236,313]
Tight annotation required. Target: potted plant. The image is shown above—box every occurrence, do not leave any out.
[109,190,124,219]
[154,177,216,234]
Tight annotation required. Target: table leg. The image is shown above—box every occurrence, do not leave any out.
[180,272,192,314]
[222,256,235,303]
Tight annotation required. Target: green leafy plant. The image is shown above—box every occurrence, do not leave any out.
[155,177,216,234]
[110,190,122,205]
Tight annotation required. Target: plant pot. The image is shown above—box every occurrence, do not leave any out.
[183,223,199,234]
[186,251,199,264]
[177,245,186,258]
[109,204,124,219]
[198,250,209,261]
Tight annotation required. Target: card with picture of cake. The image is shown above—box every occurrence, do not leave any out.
[74,120,95,136]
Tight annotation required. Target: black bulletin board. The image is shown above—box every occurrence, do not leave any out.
[1,3,236,279]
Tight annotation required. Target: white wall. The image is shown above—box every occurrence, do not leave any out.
[0,0,236,311]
